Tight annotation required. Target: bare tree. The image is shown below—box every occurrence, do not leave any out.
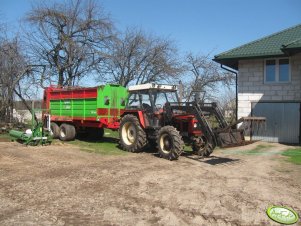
[215,88,236,123]
[25,0,114,87]
[98,28,183,87]
[181,53,235,101]
[0,37,30,122]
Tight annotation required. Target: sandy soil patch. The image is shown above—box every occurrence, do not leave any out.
[0,141,300,225]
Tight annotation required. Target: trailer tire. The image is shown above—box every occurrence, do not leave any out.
[157,126,184,160]
[119,114,147,153]
[59,123,76,141]
[50,122,60,139]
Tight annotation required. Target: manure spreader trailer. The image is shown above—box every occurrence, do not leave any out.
[44,84,128,141]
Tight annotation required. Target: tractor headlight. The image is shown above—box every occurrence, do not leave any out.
[194,123,198,128]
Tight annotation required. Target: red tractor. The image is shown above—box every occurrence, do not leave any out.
[119,83,264,160]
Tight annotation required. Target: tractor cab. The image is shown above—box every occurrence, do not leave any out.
[126,83,178,110]
[125,83,180,127]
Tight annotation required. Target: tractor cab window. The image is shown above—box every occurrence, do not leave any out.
[127,90,178,111]
[153,91,179,108]
[128,93,139,108]
[128,93,152,109]
[139,93,152,110]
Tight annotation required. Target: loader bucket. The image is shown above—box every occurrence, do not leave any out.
[216,130,245,147]
[215,116,266,148]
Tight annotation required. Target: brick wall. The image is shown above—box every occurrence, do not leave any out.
[237,53,301,118]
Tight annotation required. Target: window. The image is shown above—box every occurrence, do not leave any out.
[279,59,289,81]
[264,58,290,83]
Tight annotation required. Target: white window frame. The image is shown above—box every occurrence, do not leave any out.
[264,58,291,84]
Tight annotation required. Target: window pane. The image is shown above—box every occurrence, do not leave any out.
[279,59,289,82]
[266,60,276,82]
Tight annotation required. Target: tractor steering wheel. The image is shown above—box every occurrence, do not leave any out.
[142,103,152,112]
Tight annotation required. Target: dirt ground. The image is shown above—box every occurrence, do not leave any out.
[0,141,300,226]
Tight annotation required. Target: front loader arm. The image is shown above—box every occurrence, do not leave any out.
[164,102,217,149]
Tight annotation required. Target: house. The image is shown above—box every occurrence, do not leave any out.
[214,24,301,144]
[13,100,42,123]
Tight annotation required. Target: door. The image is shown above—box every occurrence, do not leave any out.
[251,102,300,143]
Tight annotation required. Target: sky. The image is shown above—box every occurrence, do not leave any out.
[1,0,300,58]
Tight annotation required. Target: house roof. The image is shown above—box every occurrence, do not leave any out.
[213,24,301,70]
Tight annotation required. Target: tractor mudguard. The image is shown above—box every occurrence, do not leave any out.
[137,111,147,128]
[121,110,147,128]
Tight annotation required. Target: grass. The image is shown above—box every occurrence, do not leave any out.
[224,143,301,165]
[281,148,301,165]
[0,129,125,156]
[243,144,274,155]
[223,144,276,155]
[68,129,127,156]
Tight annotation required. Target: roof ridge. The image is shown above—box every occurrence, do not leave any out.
[215,23,301,58]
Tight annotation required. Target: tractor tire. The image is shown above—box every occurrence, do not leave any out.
[192,136,214,157]
[50,122,60,139]
[157,126,184,160]
[119,114,147,153]
[88,127,104,140]
[59,123,76,141]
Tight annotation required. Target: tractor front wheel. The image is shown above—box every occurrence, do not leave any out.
[192,136,213,157]
[157,126,184,160]
[119,114,147,152]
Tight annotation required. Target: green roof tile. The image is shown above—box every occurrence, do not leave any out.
[214,24,301,69]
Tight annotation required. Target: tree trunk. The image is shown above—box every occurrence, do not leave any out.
[13,88,38,122]
[58,70,64,86]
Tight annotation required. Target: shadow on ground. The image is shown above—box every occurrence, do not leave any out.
[183,151,241,165]
[76,134,118,143]
[75,135,241,165]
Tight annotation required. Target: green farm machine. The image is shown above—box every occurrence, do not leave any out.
[9,109,52,146]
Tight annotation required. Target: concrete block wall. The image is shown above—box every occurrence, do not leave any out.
[237,53,301,118]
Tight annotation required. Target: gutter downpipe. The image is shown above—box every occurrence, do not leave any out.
[220,64,238,123]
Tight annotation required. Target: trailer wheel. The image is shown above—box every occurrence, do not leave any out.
[119,114,147,152]
[192,136,213,157]
[59,124,76,141]
[157,126,184,160]
[50,122,60,139]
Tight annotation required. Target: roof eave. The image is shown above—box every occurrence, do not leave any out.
[213,53,290,70]
[281,46,301,55]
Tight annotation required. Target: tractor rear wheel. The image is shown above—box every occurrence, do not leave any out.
[192,136,213,157]
[157,126,184,160]
[119,114,147,152]
[59,123,76,141]
[50,122,60,139]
